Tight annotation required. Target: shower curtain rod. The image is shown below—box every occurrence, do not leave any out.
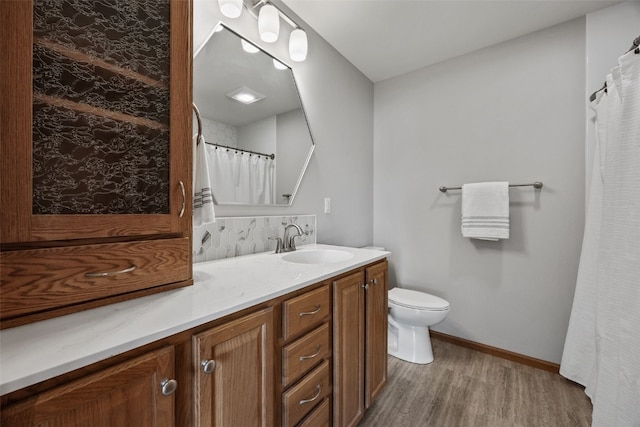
[439,181,543,193]
[205,141,275,160]
[589,35,640,102]
[192,102,275,159]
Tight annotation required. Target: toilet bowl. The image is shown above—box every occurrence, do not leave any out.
[388,287,450,364]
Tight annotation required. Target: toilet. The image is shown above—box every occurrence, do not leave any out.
[388,287,450,364]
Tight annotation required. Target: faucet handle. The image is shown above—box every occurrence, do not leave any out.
[269,236,283,254]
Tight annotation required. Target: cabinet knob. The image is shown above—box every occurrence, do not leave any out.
[370,278,378,285]
[361,283,369,290]
[201,359,216,374]
[160,378,178,396]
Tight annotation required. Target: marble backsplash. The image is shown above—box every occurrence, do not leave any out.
[193,215,316,263]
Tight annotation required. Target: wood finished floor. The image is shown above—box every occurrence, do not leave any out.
[359,338,592,427]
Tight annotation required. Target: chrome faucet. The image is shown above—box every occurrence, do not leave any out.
[283,223,304,252]
[270,223,305,254]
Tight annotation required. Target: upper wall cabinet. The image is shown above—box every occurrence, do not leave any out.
[1,0,192,242]
[0,0,193,327]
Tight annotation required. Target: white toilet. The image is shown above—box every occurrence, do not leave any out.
[388,287,450,364]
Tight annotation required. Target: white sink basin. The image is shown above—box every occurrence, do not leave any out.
[282,249,354,264]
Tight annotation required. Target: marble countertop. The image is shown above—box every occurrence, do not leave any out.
[0,244,389,396]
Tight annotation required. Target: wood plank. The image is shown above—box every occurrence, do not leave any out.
[359,339,591,427]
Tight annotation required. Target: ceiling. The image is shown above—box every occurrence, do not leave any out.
[193,26,302,126]
[282,0,623,82]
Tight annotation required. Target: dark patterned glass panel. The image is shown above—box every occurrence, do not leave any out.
[33,0,170,81]
[32,0,171,215]
[32,103,169,215]
[33,44,170,123]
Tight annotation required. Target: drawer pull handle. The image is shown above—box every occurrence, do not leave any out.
[160,378,178,396]
[299,345,321,361]
[299,305,321,317]
[299,384,321,405]
[85,265,137,278]
[179,181,186,218]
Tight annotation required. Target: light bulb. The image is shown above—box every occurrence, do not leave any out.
[273,59,287,70]
[289,28,307,62]
[258,4,279,43]
[218,0,242,18]
[241,39,259,54]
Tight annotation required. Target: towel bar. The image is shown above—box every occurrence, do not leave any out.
[439,182,543,193]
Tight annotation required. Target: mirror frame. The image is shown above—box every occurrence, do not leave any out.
[193,23,316,207]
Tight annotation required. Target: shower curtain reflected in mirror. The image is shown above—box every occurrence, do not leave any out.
[208,145,275,205]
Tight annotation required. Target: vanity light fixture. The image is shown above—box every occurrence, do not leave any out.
[273,59,287,70]
[218,0,308,62]
[218,0,243,18]
[258,4,280,43]
[289,28,307,62]
[225,86,265,104]
[241,39,260,53]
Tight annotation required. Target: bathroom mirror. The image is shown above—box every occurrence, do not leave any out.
[193,24,315,206]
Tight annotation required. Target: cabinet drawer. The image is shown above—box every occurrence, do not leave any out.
[0,237,191,320]
[298,398,330,427]
[282,360,331,427]
[282,323,331,388]
[283,284,330,341]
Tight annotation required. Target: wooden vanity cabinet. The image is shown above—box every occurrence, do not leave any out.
[1,346,177,427]
[333,260,388,427]
[192,308,276,427]
[0,260,389,427]
[0,0,193,327]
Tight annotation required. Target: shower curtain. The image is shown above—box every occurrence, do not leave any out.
[207,145,275,204]
[560,48,640,425]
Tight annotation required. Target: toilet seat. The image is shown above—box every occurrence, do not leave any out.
[388,288,450,311]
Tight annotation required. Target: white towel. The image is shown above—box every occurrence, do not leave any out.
[461,182,509,241]
[193,135,216,226]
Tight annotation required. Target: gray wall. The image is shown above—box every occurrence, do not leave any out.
[276,109,312,204]
[194,0,374,247]
[373,19,586,363]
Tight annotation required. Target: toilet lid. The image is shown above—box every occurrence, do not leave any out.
[388,288,450,311]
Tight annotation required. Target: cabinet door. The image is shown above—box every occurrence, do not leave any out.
[193,308,275,427]
[1,346,176,427]
[333,270,365,427]
[0,0,191,243]
[365,260,388,408]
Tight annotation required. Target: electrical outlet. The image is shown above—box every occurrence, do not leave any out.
[324,197,331,213]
